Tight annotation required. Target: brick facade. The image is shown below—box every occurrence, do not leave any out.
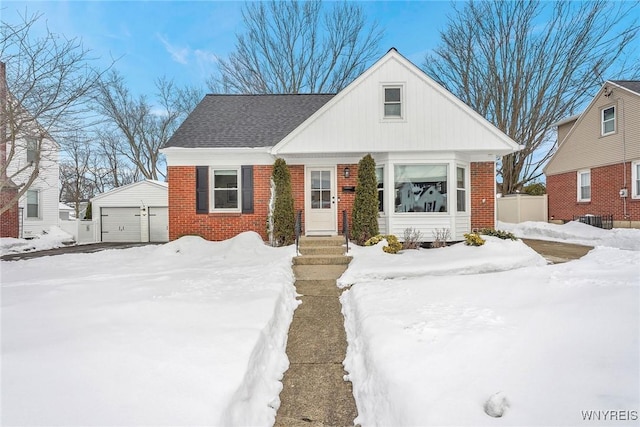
[547,162,640,223]
[169,164,307,241]
[470,162,496,230]
[1,187,19,238]
[169,161,498,241]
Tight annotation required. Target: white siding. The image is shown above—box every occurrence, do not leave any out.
[546,83,640,175]
[454,215,471,241]
[92,180,168,242]
[274,53,520,156]
[5,136,60,237]
[390,214,453,242]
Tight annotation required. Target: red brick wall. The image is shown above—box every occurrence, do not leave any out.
[547,162,640,222]
[1,187,19,238]
[470,162,496,230]
[168,166,271,241]
[169,164,308,241]
[337,163,358,235]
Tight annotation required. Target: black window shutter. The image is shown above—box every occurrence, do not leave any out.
[196,166,209,213]
[241,165,254,214]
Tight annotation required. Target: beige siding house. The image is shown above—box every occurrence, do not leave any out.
[545,80,640,227]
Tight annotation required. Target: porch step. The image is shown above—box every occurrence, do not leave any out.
[299,236,346,247]
[293,255,353,265]
[299,245,345,256]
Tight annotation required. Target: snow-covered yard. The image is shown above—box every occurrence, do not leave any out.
[341,222,639,426]
[1,232,297,426]
[1,221,638,426]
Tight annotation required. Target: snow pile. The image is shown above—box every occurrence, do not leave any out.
[499,220,640,251]
[339,236,546,287]
[0,226,75,255]
[341,238,639,426]
[1,232,298,426]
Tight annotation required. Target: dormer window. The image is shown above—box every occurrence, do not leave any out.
[383,86,402,118]
[602,106,615,135]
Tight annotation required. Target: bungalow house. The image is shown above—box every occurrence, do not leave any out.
[161,48,521,242]
[545,80,640,228]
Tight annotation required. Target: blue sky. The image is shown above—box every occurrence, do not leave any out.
[2,0,454,97]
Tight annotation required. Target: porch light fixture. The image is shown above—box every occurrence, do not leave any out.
[344,167,350,178]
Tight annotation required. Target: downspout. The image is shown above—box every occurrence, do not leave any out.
[618,96,628,220]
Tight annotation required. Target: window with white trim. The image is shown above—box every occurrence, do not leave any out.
[376,167,384,212]
[211,168,240,211]
[577,170,591,202]
[26,189,40,219]
[394,164,448,213]
[632,161,640,199]
[602,106,615,135]
[456,166,466,212]
[383,86,402,118]
[26,138,37,163]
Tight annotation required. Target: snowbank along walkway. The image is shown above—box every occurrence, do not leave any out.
[275,236,358,426]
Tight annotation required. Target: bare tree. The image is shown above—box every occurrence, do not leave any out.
[424,0,640,194]
[1,11,106,214]
[93,71,202,181]
[59,133,96,218]
[210,0,382,94]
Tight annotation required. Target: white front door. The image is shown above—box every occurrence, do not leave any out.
[305,167,337,235]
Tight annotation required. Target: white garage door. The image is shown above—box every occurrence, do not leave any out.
[149,207,169,242]
[101,207,141,242]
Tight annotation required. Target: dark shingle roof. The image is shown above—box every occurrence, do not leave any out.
[164,94,335,149]
[612,80,640,95]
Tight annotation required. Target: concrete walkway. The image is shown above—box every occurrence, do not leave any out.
[275,236,358,427]
[521,238,593,263]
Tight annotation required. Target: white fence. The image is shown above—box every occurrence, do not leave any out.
[59,219,95,244]
[497,194,548,224]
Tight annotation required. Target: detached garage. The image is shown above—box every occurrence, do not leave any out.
[91,180,169,243]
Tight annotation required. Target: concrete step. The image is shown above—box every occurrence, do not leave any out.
[293,255,352,265]
[299,246,345,256]
[299,236,346,247]
[293,265,349,280]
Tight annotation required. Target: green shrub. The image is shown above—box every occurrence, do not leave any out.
[464,232,485,246]
[365,234,402,254]
[352,154,379,244]
[271,158,295,246]
[523,182,546,195]
[480,228,517,240]
[84,202,92,220]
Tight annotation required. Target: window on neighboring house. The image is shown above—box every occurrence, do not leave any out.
[456,166,466,212]
[394,164,448,213]
[26,138,37,163]
[27,190,39,218]
[602,106,615,135]
[578,170,591,202]
[632,161,640,199]
[212,169,239,210]
[376,167,384,212]
[383,86,402,118]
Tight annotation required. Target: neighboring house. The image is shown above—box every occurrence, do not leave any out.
[1,62,60,238]
[91,180,169,243]
[161,48,521,242]
[5,134,60,238]
[545,80,640,228]
[58,202,75,220]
